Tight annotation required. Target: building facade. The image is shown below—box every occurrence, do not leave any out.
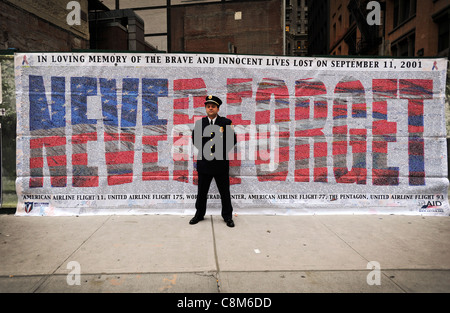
[101,0,284,55]
[171,0,283,55]
[307,0,329,56]
[327,0,449,57]
[0,0,158,52]
[89,8,157,51]
[385,0,449,57]
[0,0,91,51]
[285,0,309,56]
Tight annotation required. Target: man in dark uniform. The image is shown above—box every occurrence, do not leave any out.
[190,95,237,227]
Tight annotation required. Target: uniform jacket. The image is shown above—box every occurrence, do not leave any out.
[192,116,237,174]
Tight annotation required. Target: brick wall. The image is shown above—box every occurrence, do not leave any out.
[0,0,89,51]
[171,0,283,55]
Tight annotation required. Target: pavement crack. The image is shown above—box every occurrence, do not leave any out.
[210,217,221,293]
[31,215,112,293]
[317,217,370,263]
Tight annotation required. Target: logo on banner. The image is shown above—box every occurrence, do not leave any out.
[24,202,33,213]
[23,202,50,214]
[419,201,444,213]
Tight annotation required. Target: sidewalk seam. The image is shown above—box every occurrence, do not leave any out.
[31,215,112,293]
[317,218,408,292]
[317,218,370,262]
[210,216,221,293]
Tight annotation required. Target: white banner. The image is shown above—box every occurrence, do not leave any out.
[14,52,449,216]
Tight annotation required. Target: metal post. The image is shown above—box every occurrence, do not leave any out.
[0,108,4,208]
[283,0,286,55]
[167,0,171,53]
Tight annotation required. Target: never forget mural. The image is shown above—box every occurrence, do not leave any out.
[14,52,449,216]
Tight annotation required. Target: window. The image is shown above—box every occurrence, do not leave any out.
[438,19,449,53]
[393,0,416,28]
[436,13,449,54]
[391,31,415,56]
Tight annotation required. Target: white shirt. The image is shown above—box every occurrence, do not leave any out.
[209,117,217,125]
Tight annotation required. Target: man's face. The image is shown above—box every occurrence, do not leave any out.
[205,103,219,119]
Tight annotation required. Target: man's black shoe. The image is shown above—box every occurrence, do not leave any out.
[189,216,204,225]
[225,219,235,227]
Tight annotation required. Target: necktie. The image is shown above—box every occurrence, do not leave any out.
[210,120,215,154]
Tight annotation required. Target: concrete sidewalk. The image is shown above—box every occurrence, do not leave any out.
[0,213,449,293]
